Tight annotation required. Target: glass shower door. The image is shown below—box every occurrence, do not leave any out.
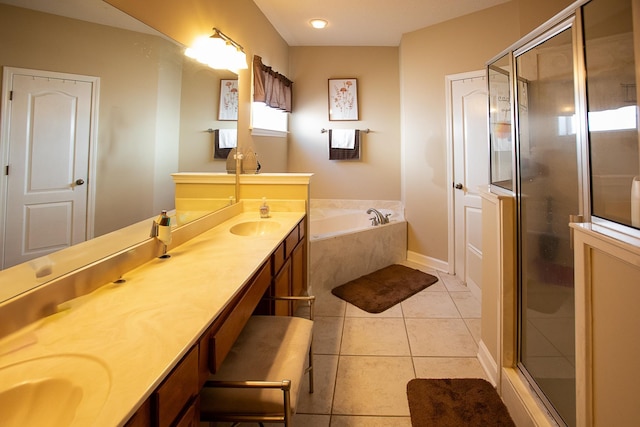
[515,21,579,427]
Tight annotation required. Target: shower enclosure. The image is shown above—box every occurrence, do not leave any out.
[487,0,639,425]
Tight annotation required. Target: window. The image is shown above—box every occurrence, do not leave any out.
[251,102,288,137]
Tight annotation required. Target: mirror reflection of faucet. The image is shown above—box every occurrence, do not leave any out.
[150,210,172,258]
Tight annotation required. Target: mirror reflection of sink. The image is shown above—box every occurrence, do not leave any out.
[0,354,111,427]
[230,220,281,236]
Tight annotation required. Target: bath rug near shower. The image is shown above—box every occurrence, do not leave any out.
[331,264,438,313]
[407,378,515,427]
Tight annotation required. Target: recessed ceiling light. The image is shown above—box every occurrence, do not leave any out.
[309,19,328,29]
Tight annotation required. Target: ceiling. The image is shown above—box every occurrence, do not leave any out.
[2,0,510,47]
[252,0,510,46]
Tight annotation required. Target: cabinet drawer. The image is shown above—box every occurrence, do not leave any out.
[299,217,306,240]
[209,260,272,373]
[285,227,299,259]
[154,346,198,427]
[271,241,286,276]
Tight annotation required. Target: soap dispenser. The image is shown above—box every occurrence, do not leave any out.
[260,197,270,218]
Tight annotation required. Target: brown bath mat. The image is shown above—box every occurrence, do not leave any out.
[407,378,515,427]
[331,264,438,313]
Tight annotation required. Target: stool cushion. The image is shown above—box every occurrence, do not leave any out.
[200,315,313,416]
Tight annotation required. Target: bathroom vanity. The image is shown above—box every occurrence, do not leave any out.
[0,200,309,426]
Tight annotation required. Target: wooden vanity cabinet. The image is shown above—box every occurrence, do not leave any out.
[124,215,307,426]
[125,398,151,427]
[201,259,272,377]
[153,345,199,427]
[271,218,307,315]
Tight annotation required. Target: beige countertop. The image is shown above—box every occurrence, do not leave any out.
[0,209,305,426]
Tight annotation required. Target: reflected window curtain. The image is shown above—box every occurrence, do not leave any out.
[253,55,293,112]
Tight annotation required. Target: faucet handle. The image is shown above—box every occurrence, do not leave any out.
[370,217,379,226]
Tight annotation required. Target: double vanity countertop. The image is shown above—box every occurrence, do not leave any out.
[0,207,306,426]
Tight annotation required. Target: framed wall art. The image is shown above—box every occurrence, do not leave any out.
[218,79,239,120]
[328,78,358,121]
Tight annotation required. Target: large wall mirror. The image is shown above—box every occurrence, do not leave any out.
[0,0,237,300]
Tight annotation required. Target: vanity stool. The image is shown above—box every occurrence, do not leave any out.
[200,295,314,426]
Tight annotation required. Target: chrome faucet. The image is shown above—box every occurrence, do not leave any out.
[367,208,391,226]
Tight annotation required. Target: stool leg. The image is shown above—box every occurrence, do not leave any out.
[308,342,314,393]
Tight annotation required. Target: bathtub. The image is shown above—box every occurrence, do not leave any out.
[309,199,407,294]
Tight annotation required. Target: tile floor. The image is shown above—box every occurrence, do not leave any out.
[212,262,487,426]
[291,262,487,426]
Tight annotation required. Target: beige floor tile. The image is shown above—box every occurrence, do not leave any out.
[298,355,339,414]
[294,414,331,426]
[406,318,478,357]
[332,356,414,416]
[330,415,412,426]
[464,318,482,344]
[314,316,344,355]
[340,318,410,356]
[413,357,488,380]
[450,291,481,318]
[401,291,460,318]
[345,302,404,318]
[315,291,347,317]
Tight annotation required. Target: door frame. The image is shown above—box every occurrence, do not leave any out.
[0,67,100,266]
[445,69,486,283]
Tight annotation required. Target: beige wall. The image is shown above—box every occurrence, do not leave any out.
[178,61,236,173]
[288,47,401,200]
[0,4,181,236]
[399,2,520,262]
[105,0,290,172]
[102,0,575,265]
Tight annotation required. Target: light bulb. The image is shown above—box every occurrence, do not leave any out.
[310,19,328,29]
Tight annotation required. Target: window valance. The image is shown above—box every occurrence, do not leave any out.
[253,55,293,113]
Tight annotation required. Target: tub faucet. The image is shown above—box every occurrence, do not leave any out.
[367,208,390,226]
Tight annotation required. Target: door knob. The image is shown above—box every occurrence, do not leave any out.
[75,179,85,186]
[454,183,463,190]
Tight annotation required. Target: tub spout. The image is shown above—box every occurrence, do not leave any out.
[366,208,390,225]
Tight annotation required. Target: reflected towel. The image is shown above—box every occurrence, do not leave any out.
[214,129,235,159]
[218,128,237,148]
[329,130,360,160]
[330,129,356,149]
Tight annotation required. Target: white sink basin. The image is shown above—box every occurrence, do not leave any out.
[230,220,281,236]
[0,354,111,427]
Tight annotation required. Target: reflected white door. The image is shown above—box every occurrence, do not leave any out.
[450,73,488,294]
[2,70,94,268]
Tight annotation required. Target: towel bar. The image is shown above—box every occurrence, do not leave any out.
[321,128,370,134]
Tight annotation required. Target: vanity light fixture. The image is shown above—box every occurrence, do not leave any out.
[185,27,248,71]
[309,19,328,29]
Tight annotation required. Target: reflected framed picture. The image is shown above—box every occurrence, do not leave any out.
[328,78,358,121]
[218,79,238,120]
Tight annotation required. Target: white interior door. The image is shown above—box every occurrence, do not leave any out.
[2,69,94,268]
[450,72,488,296]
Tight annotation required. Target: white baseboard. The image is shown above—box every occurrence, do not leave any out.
[466,277,481,301]
[406,250,448,272]
[477,340,498,387]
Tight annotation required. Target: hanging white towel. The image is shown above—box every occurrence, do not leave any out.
[330,129,356,149]
[218,128,237,148]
